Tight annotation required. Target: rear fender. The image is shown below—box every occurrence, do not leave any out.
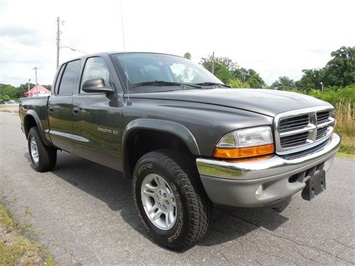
[24,110,52,147]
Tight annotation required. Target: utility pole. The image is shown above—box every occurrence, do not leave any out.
[27,79,31,93]
[211,51,215,74]
[56,18,85,63]
[56,17,61,69]
[33,67,39,97]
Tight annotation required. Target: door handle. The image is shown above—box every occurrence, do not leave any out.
[48,105,54,113]
[73,106,81,115]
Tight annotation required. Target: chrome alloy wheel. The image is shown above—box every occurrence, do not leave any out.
[30,137,39,164]
[141,173,177,230]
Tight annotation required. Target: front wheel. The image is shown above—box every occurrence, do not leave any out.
[28,127,57,172]
[133,149,211,250]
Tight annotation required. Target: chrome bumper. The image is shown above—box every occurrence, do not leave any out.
[196,134,341,207]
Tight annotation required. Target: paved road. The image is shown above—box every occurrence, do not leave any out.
[1,111,354,266]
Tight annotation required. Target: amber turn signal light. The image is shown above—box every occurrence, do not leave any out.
[213,144,275,159]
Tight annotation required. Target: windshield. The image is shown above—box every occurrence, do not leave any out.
[110,53,223,92]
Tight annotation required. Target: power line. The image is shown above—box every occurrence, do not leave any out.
[61,45,87,54]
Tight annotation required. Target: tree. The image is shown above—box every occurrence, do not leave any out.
[297,46,355,90]
[0,84,17,99]
[43,85,52,91]
[2,95,11,101]
[296,69,324,90]
[17,83,35,98]
[201,55,237,73]
[228,78,250,88]
[200,55,237,84]
[271,76,296,90]
[200,55,265,87]
[245,69,265,88]
[232,68,265,88]
[323,46,355,87]
[183,52,191,60]
[232,67,249,82]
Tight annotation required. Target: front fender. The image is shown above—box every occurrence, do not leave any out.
[122,118,200,155]
[122,118,201,179]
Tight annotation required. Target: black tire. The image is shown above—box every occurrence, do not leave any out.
[132,149,211,250]
[28,127,57,172]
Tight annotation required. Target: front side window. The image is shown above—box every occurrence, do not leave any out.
[80,57,110,93]
[58,60,81,95]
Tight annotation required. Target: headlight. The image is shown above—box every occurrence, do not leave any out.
[213,126,274,159]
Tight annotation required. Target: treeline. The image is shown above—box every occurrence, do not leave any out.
[0,83,52,101]
[198,45,355,91]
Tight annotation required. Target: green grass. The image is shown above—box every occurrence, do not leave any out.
[285,86,354,155]
[335,100,355,155]
[336,152,355,160]
[0,204,56,266]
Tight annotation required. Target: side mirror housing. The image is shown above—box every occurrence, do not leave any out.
[82,78,114,94]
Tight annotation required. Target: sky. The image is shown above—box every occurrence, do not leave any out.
[1,0,354,87]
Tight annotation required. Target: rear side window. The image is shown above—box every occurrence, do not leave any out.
[58,60,81,95]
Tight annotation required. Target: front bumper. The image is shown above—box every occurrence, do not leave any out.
[196,133,341,207]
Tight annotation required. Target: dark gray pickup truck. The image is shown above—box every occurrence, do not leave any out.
[19,52,341,250]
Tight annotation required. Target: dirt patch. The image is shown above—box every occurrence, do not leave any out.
[0,104,19,113]
[0,204,55,266]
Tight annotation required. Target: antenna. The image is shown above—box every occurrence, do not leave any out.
[120,0,131,106]
[120,0,126,52]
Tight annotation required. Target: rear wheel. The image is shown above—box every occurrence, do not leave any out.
[133,149,211,250]
[28,127,57,172]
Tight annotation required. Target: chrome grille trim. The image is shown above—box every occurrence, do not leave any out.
[274,107,335,155]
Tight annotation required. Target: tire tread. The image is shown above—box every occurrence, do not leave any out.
[28,127,57,172]
[133,149,211,250]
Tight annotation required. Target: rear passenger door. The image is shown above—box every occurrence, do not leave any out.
[48,59,81,153]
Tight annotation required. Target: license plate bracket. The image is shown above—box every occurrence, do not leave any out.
[301,170,326,201]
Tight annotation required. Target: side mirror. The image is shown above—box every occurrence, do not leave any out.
[82,78,115,94]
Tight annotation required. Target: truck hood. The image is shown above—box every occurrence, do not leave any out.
[129,89,332,117]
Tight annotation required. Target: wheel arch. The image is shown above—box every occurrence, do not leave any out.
[122,118,200,179]
[23,111,52,146]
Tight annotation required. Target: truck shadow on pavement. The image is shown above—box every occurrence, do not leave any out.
[200,199,290,247]
[27,151,291,249]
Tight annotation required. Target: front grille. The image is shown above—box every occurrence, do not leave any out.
[281,132,309,147]
[317,111,330,124]
[279,115,309,132]
[275,107,335,155]
[317,127,328,139]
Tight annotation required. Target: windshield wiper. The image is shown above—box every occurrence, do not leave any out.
[131,81,201,89]
[193,82,230,88]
